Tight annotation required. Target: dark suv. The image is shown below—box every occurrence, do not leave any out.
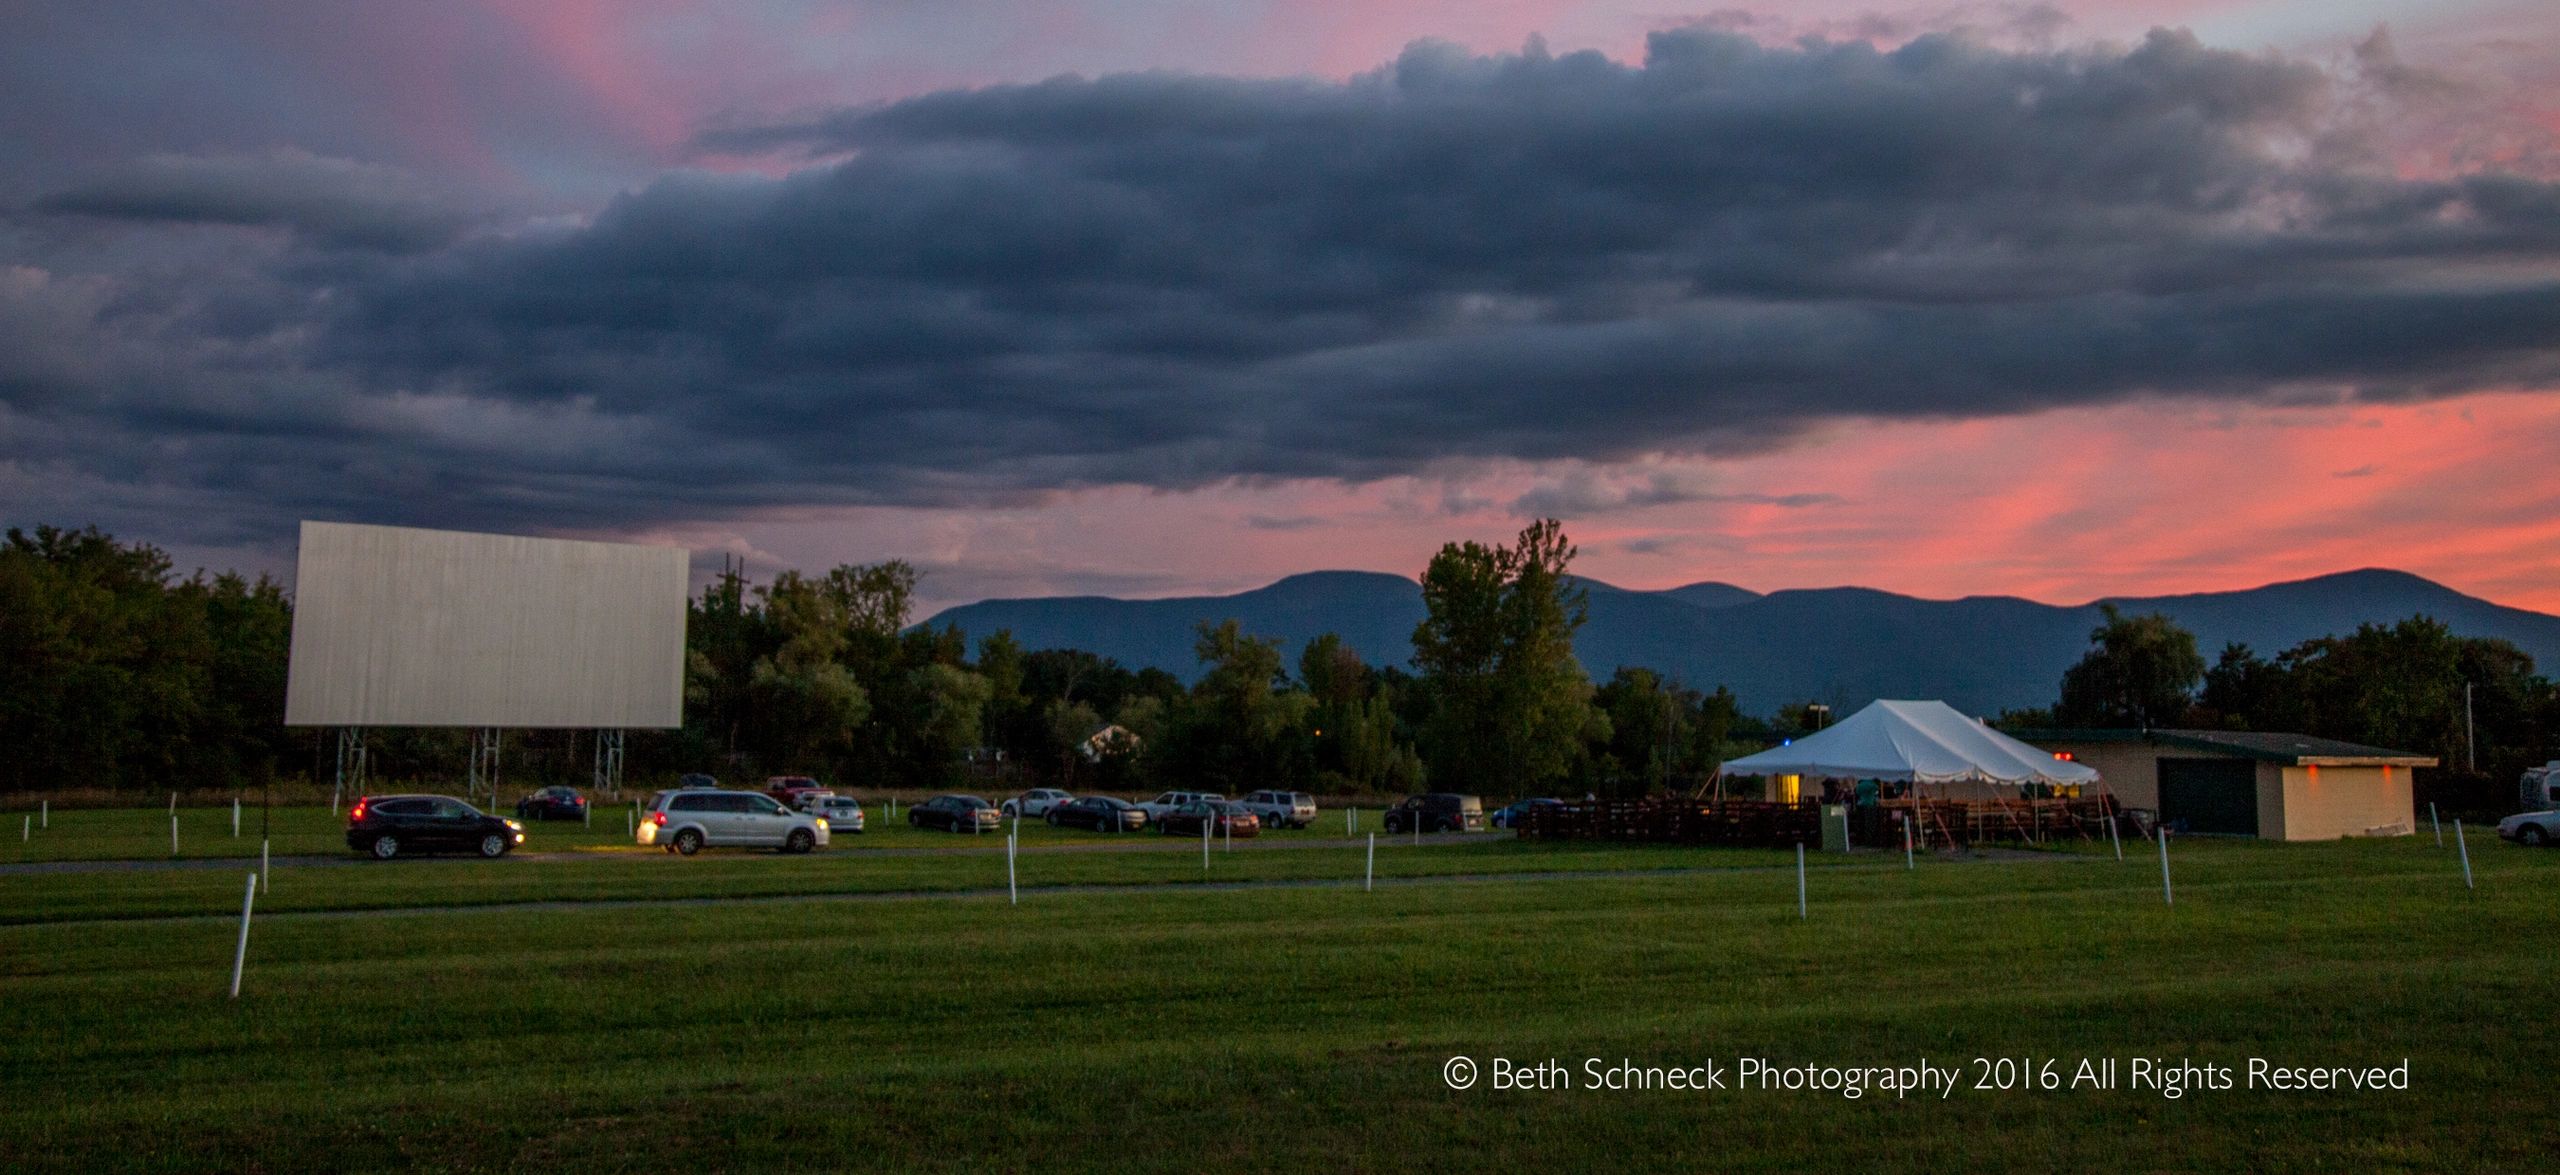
[1382,793,1485,834]
[347,795,525,860]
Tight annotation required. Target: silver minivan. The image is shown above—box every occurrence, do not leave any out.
[639,788,831,854]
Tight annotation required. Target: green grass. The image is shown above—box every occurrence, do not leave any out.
[2,832,2549,1172]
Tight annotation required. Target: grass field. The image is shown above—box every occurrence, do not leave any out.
[3,817,2550,1172]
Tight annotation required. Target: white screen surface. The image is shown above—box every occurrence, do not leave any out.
[285,521,688,728]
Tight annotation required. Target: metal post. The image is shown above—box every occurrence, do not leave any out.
[2430,802,2442,847]
[260,839,270,894]
[1903,816,1914,870]
[229,872,257,998]
[2157,830,2173,906]
[171,813,179,857]
[1008,833,1018,905]
[2455,820,2473,890]
[2107,809,2122,861]
[1796,843,1807,919]
[1366,833,1375,892]
[232,797,240,838]
[1202,811,1210,872]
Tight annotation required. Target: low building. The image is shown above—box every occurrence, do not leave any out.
[2014,729,2436,841]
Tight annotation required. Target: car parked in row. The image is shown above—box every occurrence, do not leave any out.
[1383,793,1486,834]
[513,785,589,822]
[1157,799,1260,839]
[348,795,524,860]
[910,794,1004,834]
[1238,790,1316,830]
[1489,797,1564,829]
[766,775,831,807]
[2497,807,2559,847]
[639,788,830,854]
[1136,790,1224,822]
[1049,795,1146,832]
[1002,788,1075,819]
[807,793,867,834]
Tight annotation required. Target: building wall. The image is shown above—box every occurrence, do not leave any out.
[2273,764,2413,840]
[2055,744,2161,809]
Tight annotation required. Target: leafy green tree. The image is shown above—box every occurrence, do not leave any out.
[1410,519,1596,795]
[747,570,871,770]
[2054,605,2205,728]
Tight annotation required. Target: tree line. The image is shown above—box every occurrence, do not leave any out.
[5,521,2553,802]
[2014,604,2560,788]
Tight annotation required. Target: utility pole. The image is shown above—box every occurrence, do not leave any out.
[2464,682,2475,773]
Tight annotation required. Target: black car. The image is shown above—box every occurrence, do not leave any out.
[1048,795,1147,832]
[347,794,525,860]
[1157,800,1260,839]
[909,794,1002,834]
[514,785,589,822]
[1382,793,1486,834]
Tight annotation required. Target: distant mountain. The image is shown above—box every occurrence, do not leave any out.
[920,567,2560,716]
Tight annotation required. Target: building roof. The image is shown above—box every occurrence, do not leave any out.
[2013,727,2438,767]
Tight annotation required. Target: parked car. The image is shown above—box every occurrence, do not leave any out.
[1001,788,1075,819]
[1136,790,1225,822]
[2496,808,2560,847]
[638,788,829,854]
[910,794,1003,834]
[1157,800,1260,839]
[808,794,867,834]
[1383,793,1485,834]
[1238,790,1317,830]
[347,794,524,860]
[765,775,830,806]
[513,785,589,822]
[1049,795,1146,832]
[1489,797,1564,829]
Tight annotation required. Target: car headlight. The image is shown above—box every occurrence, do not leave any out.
[815,817,828,830]
[503,818,524,831]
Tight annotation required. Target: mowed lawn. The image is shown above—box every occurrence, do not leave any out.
[2,834,2550,1172]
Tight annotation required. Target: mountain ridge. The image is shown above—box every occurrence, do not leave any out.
[921,568,2560,715]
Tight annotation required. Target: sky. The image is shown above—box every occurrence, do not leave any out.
[3,0,2557,615]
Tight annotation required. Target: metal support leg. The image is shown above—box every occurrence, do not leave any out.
[467,728,501,804]
[593,729,624,798]
[334,727,367,811]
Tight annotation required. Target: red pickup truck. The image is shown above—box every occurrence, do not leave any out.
[765,775,832,808]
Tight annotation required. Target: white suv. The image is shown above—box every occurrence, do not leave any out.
[1239,790,1317,830]
[1136,790,1224,822]
[639,789,831,854]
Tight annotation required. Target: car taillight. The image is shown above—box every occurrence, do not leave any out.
[651,811,667,826]
[349,798,368,823]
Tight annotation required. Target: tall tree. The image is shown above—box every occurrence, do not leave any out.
[2054,605,2205,728]
[1410,519,1595,795]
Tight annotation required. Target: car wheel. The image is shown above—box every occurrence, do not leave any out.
[1002,802,1017,817]
[478,833,509,858]
[370,835,400,860]
[1047,811,1061,826]
[2523,825,2549,847]
[673,828,703,856]
[785,828,815,854]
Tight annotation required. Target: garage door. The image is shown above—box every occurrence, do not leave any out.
[2158,758,2258,836]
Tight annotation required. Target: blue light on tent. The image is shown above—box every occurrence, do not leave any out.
[1782,738,1793,746]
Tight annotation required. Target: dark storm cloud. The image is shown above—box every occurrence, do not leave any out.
[8,28,2560,543]
[35,150,471,253]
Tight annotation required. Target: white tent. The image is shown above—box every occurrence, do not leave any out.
[1721,699,2099,787]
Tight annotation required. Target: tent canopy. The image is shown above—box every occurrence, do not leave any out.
[1721,699,2099,787]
